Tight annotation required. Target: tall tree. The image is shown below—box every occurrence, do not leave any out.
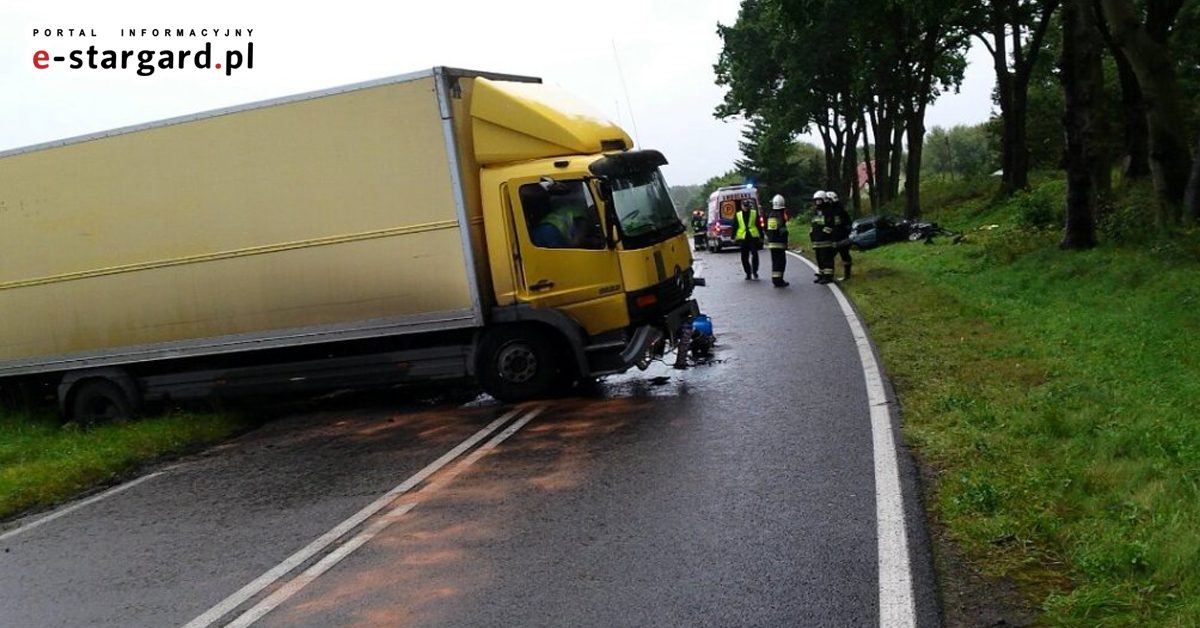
[715,0,863,199]
[1093,0,1152,182]
[1098,0,1194,226]
[736,116,810,204]
[972,0,1062,196]
[715,0,968,218]
[1060,0,1104,249]
[858,3,909,208]
[892,0,972,218]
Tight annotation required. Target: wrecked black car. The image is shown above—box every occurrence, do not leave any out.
[847,216,909,250]
[847,216,964,250]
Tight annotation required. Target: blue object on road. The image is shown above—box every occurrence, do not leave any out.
[692,314,713,338]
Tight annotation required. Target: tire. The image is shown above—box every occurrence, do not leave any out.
[477,326,562,402]
[69,379,135,427]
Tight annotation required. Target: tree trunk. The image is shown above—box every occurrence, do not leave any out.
[1186,130,1200,223]
[1095,0,1151,181]
[1099,0,1194,225]
[1113,51,1152,181]
[994,55,1034,195]
[870,105,894,207]
[844,126,862,215]
[905,113,926,219]
[986,0,1060,196]
[889,120,905,202]
[818,125,840,194]
[1060,0,1102,249]
[1009,89,1031,190]
[862,115,877,209]
[989,7,1017,194]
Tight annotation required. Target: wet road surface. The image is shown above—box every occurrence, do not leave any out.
[0,251,939,627]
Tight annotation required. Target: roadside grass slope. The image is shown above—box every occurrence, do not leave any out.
[841,176,1200,626]
[0,410,249,522]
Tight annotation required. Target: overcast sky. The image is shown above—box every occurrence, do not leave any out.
[0,0,997,186]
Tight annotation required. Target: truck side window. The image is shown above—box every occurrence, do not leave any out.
[519,180,606,250]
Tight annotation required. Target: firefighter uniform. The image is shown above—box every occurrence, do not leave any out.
[734,202,761,280]
[827,193,854,281]
[766,195,790,287]
[691,210,707,250]
[810,202,845,285]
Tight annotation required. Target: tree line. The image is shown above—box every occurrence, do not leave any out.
[714,0,1200,248]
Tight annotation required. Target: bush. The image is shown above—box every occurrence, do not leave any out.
[1011,186,1061,231]
[1097,180,1158,243]
[981,226,1057,264]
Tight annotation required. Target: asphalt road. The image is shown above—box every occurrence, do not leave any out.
[0,250,939,628]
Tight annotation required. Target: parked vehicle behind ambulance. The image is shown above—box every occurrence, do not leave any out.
[0,67,700,421]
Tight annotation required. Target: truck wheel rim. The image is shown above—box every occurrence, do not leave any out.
[497,343,537,384]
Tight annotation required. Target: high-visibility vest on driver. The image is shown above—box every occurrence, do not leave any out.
[735,209,760,240]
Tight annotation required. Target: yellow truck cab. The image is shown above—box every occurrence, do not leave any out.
[0,67,699,417]
[464,74,699,399]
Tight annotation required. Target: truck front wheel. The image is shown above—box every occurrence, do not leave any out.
[477,326,561,402]
[69,379,135,426]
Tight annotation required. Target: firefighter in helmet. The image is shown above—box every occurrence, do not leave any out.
[825,191,854,280]
[691,208,708,250]
[810,190,838,284]
[766,194,790,287]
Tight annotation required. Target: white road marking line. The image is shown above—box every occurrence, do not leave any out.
[787,251,916,628]
[224,404,546,628]
[0,471,164,543]
[181,408,525,628]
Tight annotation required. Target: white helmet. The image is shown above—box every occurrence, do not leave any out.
[813,190,826,203]
[825,191,840,203]
[772,194,786,210]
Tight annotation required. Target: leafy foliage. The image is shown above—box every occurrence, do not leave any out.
[925,124,1000,178]
[737,119,826,205]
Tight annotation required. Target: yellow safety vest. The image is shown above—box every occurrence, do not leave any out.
[735,210,760,240]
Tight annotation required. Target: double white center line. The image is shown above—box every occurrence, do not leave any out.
[183,404,546,628]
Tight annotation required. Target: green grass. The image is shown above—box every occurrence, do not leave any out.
[0,409,250,522]
[837,176,1200,626]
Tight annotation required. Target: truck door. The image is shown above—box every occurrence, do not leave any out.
[507,177,627,334]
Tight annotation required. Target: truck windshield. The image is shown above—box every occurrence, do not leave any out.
[609,169,685,249]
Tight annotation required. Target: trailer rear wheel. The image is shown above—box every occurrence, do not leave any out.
[478,326,560,402]
[69,380,135,426]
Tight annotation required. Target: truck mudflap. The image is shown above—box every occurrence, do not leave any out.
[619,326,664,368]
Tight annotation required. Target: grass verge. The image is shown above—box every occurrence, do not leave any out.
[834,176,1200,626]
[0,409,251,522]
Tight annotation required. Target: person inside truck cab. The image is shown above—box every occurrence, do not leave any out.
[522,180,605,249]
